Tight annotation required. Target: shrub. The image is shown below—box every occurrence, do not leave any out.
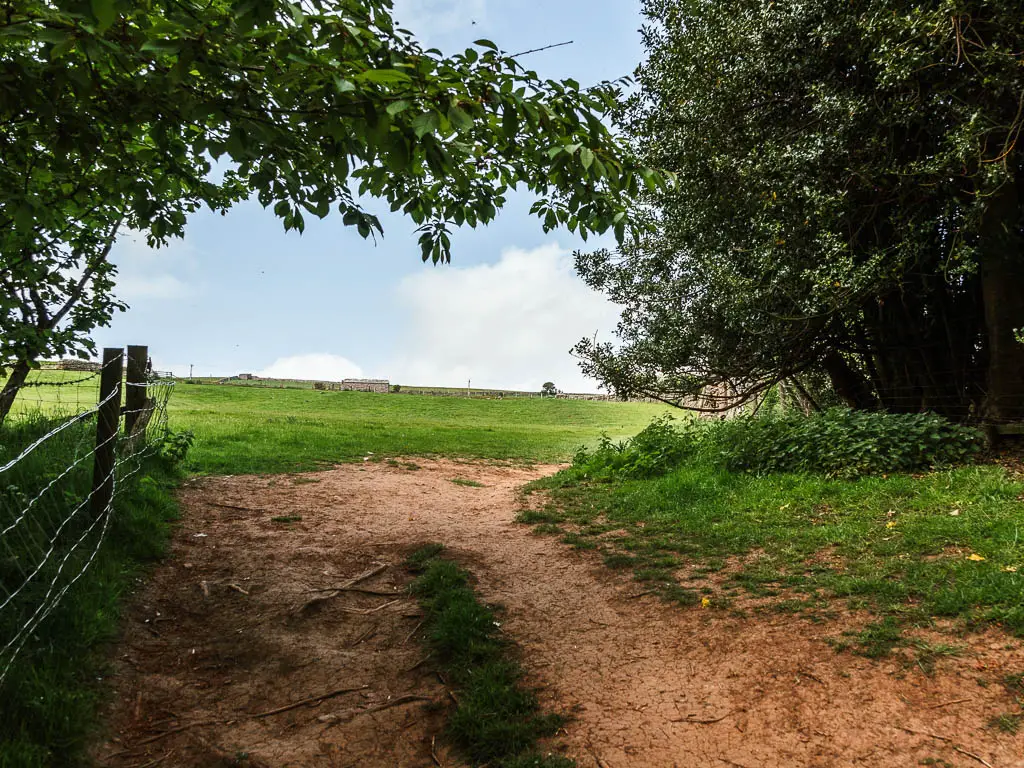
[570,416,703,480]
[568,409,983,481]
[709,408,983,477]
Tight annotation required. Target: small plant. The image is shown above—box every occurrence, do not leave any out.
[157,428,194,463]
[270,515,302,523]
[451,477,485,488]
[847,617,905,658]
[988,713,1022,734]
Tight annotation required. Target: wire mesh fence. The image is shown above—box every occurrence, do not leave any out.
[0,347,174,685]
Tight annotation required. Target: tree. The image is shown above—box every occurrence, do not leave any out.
[0,0,666,423]
[540,381,557,397]
[576,0,1024,426]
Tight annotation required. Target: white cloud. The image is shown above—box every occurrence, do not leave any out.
[115,274,191,301]
[257,353,365,382]
[391,0,487,42]
[390,244,619,393]
[111,233,199,303]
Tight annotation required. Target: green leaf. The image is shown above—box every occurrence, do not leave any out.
[386,99,412,116]
[448,106,473,133]
[579,147,595,171]
[355,69,413,85]
[91,0,117,30]
[474,39,498,50]
[412,112,439,139]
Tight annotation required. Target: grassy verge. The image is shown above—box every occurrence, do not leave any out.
[523,459,1024,655]
[0,417,181,767]
[406,545,574,768]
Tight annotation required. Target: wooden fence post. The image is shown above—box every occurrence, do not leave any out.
[91,347,124,517]
[124,345,149,437]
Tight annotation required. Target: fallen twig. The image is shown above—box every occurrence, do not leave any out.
[136,720,223,746]
[307,586,401,596]
[340,598,405,615]
[628,589,658,599]
[296,563,388,613]
[672,710,734,724]
[430,735,443,767]
[210,502,264,512]
[130,753,172,768]
[797,669,826,687]
[926,697,972,710]
[227,583,249,596]
[403,619,425,645]
[318,695,433,723]
[251,684,369,719]
[403,653,433,674]
[895,726,993,768]
[347,625,377,648]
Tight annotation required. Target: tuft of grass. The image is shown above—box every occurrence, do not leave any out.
[406,547,574,767]
[451,478,486,488]
[270,515,302,523]
[847,618,906,658]
[988,713,1022,734]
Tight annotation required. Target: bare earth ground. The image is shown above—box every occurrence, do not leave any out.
[95,459,1024,768]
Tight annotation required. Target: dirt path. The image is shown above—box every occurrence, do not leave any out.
[96,460,1024,767]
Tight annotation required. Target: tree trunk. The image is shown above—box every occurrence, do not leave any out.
[979,175,1024,427]
[822,351,878,410]
[0,359,32,427]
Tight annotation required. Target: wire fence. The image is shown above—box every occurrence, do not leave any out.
[0,347,173,685]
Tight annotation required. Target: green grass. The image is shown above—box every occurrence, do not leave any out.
[407,546,574,768]
[11,374,670,475]
[451,478,486,488]
[525,458,1024,648]
[0,415,180,767]
[168,382,670,474]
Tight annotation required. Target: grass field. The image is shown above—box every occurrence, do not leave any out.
[9,372,672,475]
[170,382,672,474]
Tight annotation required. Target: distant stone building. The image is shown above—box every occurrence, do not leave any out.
[340,378,389,393]
[237,373,256,380]
[39,359,102,372]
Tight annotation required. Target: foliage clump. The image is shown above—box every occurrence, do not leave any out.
[712,409,983,477]
[570,410,982,480]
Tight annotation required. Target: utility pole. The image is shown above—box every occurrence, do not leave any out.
[189,363,194,383]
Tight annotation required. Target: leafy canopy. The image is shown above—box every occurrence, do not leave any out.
[0,0,666,373]
[576,0,1024,421]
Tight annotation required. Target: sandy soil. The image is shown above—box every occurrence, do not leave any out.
[95,459,1024,767]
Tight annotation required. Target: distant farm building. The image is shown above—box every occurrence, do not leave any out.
[340,378,389,393]
[237,373,256,380]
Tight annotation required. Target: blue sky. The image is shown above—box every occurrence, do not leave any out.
[93,1,647,392]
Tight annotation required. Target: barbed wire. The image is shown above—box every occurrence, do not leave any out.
[0,360,175,686]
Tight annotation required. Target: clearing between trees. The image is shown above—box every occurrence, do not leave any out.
[95,459,1024,768]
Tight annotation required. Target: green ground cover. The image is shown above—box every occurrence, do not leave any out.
[167,382,671,474]
[10,373,671,475]
[524,421,1024,657]
[407,545,574,768]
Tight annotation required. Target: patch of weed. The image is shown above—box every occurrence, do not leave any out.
[451,478,486,488]
[406,547,575,767]
[270,515,303,523]
[988,713,1022,734]
[848,618,906,658]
